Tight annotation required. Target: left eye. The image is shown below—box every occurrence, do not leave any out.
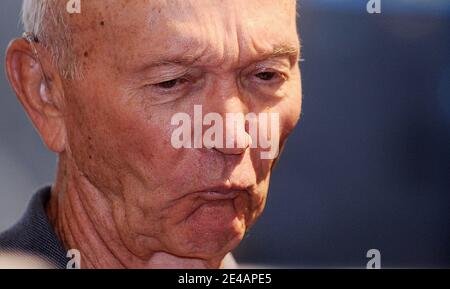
[255,71,277,81]
[255,71,279,81]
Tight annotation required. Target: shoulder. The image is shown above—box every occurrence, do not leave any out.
[0,187,68,268]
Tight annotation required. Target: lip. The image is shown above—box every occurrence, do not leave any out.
[199,190,242,201]
[194,184,249,201]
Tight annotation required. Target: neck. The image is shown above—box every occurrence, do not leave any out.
[46,154,230,269]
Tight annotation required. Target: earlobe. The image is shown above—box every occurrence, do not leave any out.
[5,38,67,153]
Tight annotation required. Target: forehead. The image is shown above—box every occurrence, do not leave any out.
[73,0,299,70]
[83,0,297,26]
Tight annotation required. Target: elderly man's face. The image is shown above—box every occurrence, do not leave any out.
[63,0,301,260]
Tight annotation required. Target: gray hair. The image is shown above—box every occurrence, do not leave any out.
[22,0,81,79]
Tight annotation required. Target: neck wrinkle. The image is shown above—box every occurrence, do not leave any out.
[48,154,141,268]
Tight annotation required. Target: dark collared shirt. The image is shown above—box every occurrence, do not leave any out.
[0,186,68,268]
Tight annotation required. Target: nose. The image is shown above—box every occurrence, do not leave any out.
[213,125,252,155]
[205,79,253,156]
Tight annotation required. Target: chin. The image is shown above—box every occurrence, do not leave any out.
[169,199,248,259]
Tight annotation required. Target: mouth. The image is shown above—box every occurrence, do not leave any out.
[198,190,242,201]
[194,184,250,201]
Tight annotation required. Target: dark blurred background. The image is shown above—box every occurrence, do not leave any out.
[1,0,449,268]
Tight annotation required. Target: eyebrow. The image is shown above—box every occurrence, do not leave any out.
[270,44,299,58]
[262,44,300,66]
[135,43,300,72]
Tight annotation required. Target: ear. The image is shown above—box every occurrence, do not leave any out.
[5,38,67,153]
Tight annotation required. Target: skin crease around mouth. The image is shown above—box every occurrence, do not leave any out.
[7,0,302,269]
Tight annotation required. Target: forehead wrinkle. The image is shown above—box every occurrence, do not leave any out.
[89,0,299,73]
[136,22,299,71]
[140,1,297,68]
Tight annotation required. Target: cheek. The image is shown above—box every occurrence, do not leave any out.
[65,105,129,195]
[280,76,302,138]
[64,87,175,196]
[95,112,175,192]
[247,85,301,181]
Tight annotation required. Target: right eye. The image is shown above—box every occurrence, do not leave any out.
[141,69,204,104]
[154,78,189,90]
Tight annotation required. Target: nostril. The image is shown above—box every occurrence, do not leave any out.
[213,146,246,155]
[212,132,252,155]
